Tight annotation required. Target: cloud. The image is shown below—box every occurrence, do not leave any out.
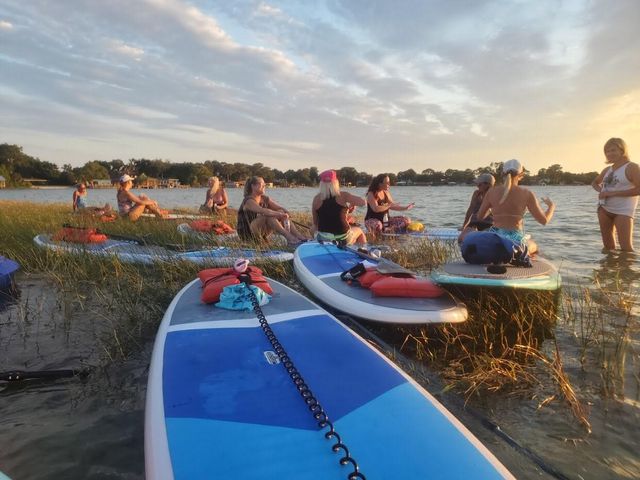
[0,0,638,174]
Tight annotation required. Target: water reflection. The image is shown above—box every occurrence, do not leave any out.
[591,251,639,401]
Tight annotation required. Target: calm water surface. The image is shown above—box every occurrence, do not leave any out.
[0,186,638,479]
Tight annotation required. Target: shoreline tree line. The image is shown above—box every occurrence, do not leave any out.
[0,143,598,188]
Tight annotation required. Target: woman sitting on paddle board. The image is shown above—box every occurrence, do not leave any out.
[116,174,166,221]
[591,137,640,252]
[458,173,495,243]
[364,174,414,239]
[476,159,555,255]
[312,169,366,245]
[200,176,228,216]
[73,182,115,219]
[236,176,309,246]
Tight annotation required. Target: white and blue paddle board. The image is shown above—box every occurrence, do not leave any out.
[294,241,467,324]
[145,277,514,479]
[176,222,239,242]
[431,257,562,290]
[33,234,293,266]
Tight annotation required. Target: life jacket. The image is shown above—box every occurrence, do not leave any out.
[341,263,444,298]
[199,266,273,304]
[460,231,531,267]
[190,219,235,235]
[53,226,108,244]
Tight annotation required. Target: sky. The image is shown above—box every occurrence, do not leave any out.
[1,0,639,174]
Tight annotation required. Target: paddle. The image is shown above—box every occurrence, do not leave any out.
[290,219,312,231]
[0,368,90,382]
[342,244,417,276]
[102,232,194,252]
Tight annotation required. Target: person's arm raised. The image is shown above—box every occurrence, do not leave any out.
[527,191,555,225]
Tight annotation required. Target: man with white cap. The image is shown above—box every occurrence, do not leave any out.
[459,172,495,242]
[475,159,555,255]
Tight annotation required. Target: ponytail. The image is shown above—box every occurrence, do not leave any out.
[498,173,513,205]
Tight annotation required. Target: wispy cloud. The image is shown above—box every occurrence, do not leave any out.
[0,0,638,172]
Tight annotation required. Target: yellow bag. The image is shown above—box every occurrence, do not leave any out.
[407,221,424,232]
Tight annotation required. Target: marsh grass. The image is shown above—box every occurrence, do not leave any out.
[4,200,633,433]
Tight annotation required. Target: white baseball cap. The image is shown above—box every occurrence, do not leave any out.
[119,174,135,183]
[502,159,523,174]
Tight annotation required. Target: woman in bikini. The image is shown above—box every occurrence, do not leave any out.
[312,169,366,245]
[476,159,555,255]
[592,138,640,252]
[236,176,309,245]
[200,176,229,215]
[116,174,166,221]
[364,174,414,239]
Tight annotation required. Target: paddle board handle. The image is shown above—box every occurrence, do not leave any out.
[240,281,366,480]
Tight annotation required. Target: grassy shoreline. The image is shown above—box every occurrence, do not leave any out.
[1,199,617,433]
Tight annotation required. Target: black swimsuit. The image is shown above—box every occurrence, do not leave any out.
[237,195,270,240]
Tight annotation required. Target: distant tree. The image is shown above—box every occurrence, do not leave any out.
[76,161,109,182]
[338,167,359,186]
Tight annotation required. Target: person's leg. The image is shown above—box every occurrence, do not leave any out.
[144,203,166,218]
[597,207,617,251]
[526,238,538,256]
[365,218,382,241]
[614,215,634,252]
[288,222,310,240]
[347,227,366,245]
[127,204,146,222]
[252,216,298,243]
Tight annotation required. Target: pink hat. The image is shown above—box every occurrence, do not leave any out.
[319,170,337,183]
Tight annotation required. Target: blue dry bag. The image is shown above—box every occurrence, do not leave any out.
[461,231,531,267]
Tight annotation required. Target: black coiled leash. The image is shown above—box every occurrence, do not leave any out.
[239,275,366,480]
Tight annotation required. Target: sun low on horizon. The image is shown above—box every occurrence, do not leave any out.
[0,0,638,175]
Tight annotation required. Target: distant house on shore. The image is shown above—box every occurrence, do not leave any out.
[159,178,180,188]
[138,177,160,189]
[225,181,244,188]
[22,178,48,187]
[0,175,5,189]
[91,179,115,189]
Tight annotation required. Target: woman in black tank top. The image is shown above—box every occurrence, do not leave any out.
[311,170,366,245]
[364,174,414,238]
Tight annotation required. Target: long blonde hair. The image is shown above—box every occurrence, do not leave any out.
[208,176,220,192]
[499,173,516,205]
[318,179,340,201]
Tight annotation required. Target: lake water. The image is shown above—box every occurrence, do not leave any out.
[1,186,638,479]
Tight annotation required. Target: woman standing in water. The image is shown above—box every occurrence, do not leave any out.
[592,138,640,252]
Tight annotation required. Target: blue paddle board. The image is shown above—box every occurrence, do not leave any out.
[0,256,19,290]
[431,257,561,290]
[294,241,467,324]
[33,234,292,266]
[145,277,513,479]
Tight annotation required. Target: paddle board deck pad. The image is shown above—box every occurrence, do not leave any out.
[145,278,513,479]
[0,256,19,290]
[381,227,460,241]
[293,242,467,324]
[33,234,293,266]
[177,222,239,242]
[431,257,561,290]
